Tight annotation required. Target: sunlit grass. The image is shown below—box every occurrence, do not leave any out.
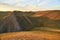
[0,31,60,40]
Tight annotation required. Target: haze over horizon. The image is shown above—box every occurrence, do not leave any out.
[0,0,60,11]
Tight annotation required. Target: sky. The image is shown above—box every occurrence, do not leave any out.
[0,0,60,11]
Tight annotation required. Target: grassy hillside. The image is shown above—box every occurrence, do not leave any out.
[0,10,60,40]
[13,10,60,31]
[0,11,11,20]
[0,10,60,33]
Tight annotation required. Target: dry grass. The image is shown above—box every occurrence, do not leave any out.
[0,31,60,40]
[33,10,60,20]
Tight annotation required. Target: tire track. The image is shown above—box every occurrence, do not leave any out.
[0,13,21,33]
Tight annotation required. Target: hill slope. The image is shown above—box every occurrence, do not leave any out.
[0,10,60,33]
[33,10,60,20]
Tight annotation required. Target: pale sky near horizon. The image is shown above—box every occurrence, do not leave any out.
[0,0,60,11]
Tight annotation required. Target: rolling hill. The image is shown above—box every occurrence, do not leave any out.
[0,10,60,33]
[0,10,60,40]
[33,10,60,20]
